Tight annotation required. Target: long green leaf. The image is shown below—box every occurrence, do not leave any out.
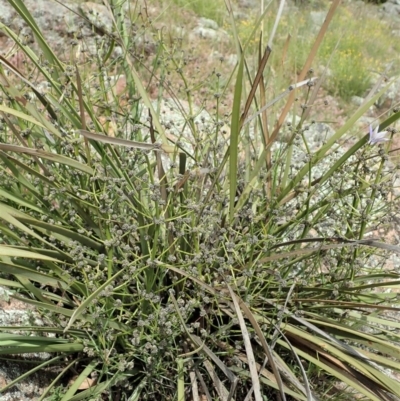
[0,188,45,214]
[0,261,69,288]
[0,245,57,260]
[0,343,83,355]
[78,129,175,153]
[63,265,128,332]
[0,104,47,127]
[61,360,97,401]
[0,202,103,251]
[229,54,244,221]
[0,144,93,174]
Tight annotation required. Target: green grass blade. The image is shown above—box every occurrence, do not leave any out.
[229,55,244,222]
[63,266,128,333]
[0,245,57,260]
[0,144,94,175]
[61,360,97,401]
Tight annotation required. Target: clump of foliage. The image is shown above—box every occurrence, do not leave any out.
[0,0,400,400]
[238,1,399,102]
[169,0,226,25]
[317,6,394,101]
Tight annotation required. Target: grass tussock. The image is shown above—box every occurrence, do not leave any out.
[0,0,399,400]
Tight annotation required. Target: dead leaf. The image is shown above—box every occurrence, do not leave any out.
[68,375,97,390]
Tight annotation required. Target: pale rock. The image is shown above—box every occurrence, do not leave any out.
[79,2,113,33]
[198,17,219,30]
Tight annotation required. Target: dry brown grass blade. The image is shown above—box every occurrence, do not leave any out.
[361,239,400,254]
[191,334,238,401]
[269,236,355,249]
[259,35,270,140]
[270,282,296,349]
[298,340,393,400]
[288,299,400,311]
[290,332,391,388]
[292,0,341,91]
[195,368,213,401]
[238,354,312,400]
[174,170,190,192]
[299,33,343,124]
[256,241,360,263]
[261,298,373,363]
[78,129,175,153]
[218,292,400,314]
[254,238,400,265]
[272,328,316,401]
[243,78,317,127]
[269,236,400,252]
[279,357,318,401]
[227,285,265,401]
[266,0,341,149]
[190,370,199,401]
[227,286,286,401]
[300,24,375,125]
[258,39,271,195]
[203,359,235,401]
[239,45,271,129]
[243,356,269,401]
[238,354,277,384]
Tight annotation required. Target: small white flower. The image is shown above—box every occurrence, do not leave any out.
[369,124,389,145]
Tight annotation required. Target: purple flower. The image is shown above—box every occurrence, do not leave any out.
[369,124,389,145]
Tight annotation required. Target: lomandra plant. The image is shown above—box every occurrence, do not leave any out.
[0,0,400,400]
